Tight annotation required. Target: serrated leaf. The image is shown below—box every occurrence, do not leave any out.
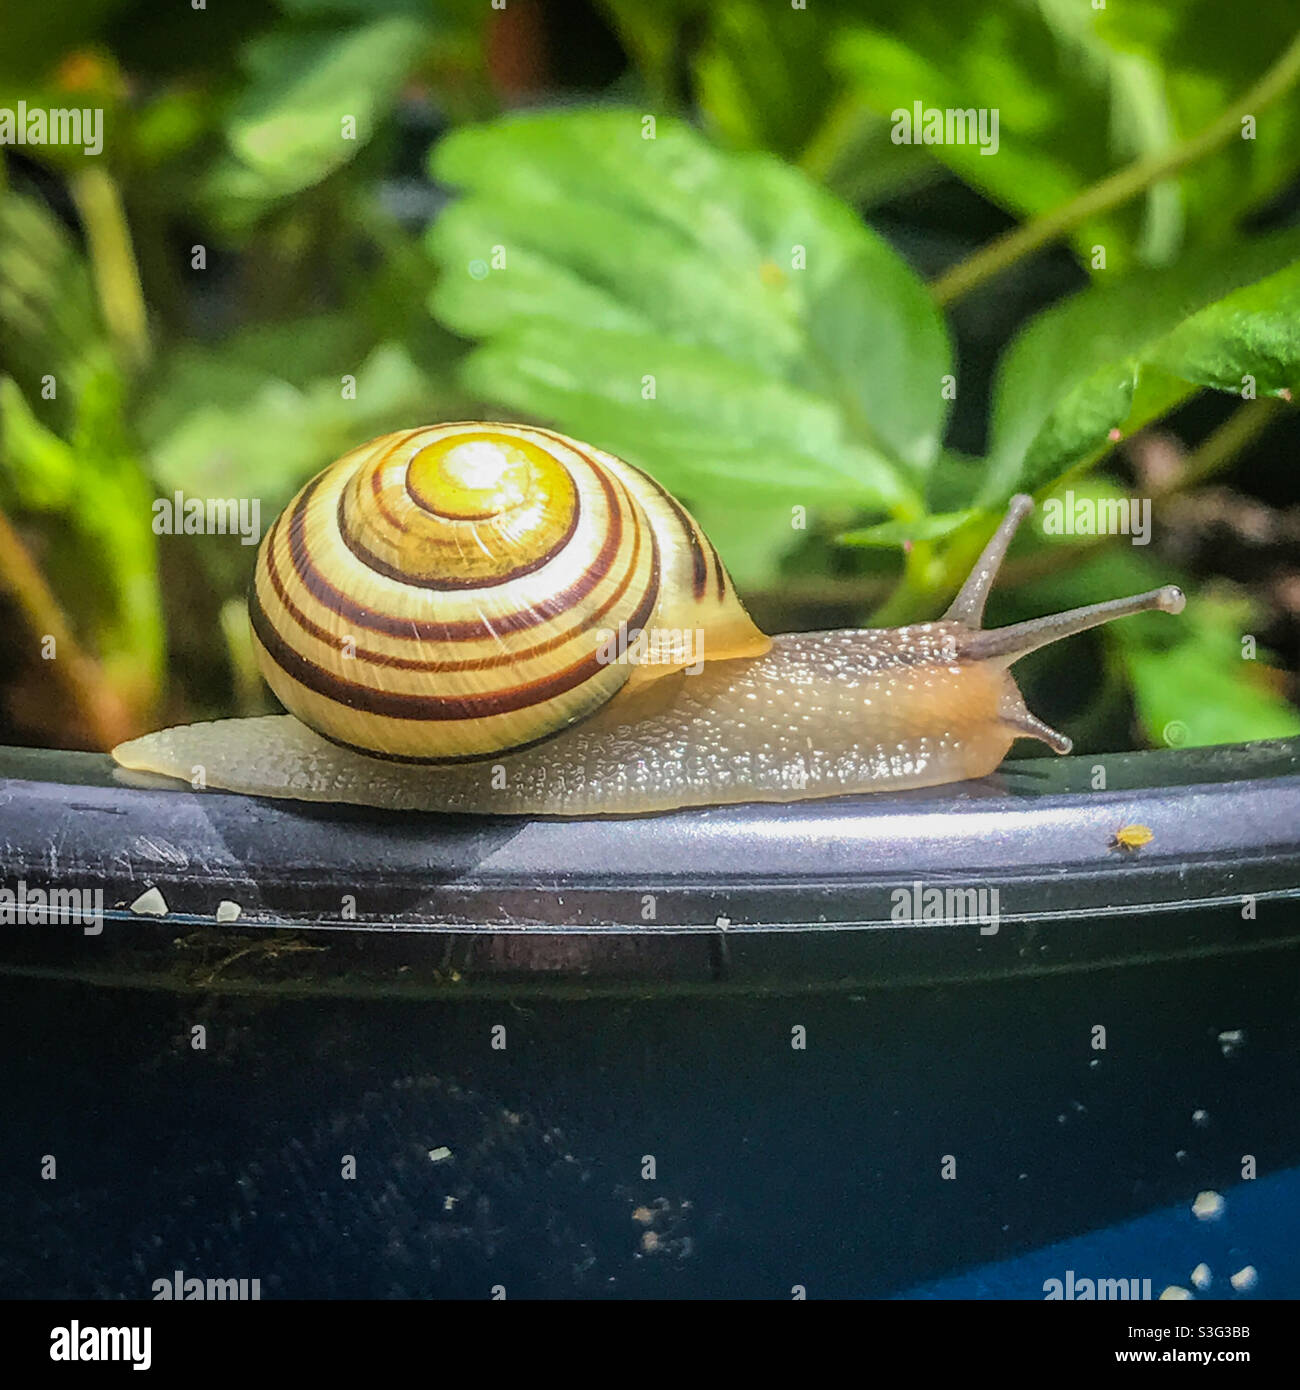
[428,109,950,530]
[1147,259,1300,395]
[459,325,901,507]
[985,228,1300,501]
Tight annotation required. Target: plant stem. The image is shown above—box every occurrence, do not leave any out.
[867,535,948,625]
[872,395,1286,623]
[930,32,1300,307]
[70,167,151,369]
[0,506,138,748]
[798,90,868,182]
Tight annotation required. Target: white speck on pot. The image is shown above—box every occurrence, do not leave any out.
[1159,1286,1193,1300]
[428,1146,452,1163]
[129,887,168,917]
[1192,1190,1225,1221]
[1230,1266,1257,1293]
[1192,1108,1210,1128]
[216,900,242,923]
[1217,1029,1245,1057]
[1191,1263,1211,1290]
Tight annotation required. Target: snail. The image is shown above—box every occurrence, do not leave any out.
[113,422,1185,817]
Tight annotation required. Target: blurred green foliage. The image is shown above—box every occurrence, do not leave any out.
[0,0,1297,753]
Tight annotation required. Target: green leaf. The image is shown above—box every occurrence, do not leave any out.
[984,228,1300,501]
[0,371,163,709]
[925,447,988,514]
[0,376,78,510]
[833,1,1175,271]
[839,510,977,549]
[221,16,431,199]
[1116,591,1300,748]
[137,313,379,449]
[428,109,950,537]
[1147,260,1300,395]
[458,325,900,508]
[692,0,843,158]
[594,0,708,107]
[1012,550,1299,749]
[145,343,459,600]
[148,342,452,510]
[129,91,211,168]
[66,369,165,703]
[0,193,162,706]
[0,191,109,433]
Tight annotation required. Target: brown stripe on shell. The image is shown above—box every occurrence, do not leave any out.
[705,536,727,601]
[604,455,710,600]
[355,426,429,532]
[337,475,583,592]
[250,525,661,723]
[280,466,624,639]
[368,461,405,530]
[259,473,651,674]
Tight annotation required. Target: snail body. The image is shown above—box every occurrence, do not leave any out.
[113,424,1185,817]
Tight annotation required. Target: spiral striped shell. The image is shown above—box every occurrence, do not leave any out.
[249,423,771,761]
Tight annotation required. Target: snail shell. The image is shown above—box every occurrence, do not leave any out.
[250,423,770,761]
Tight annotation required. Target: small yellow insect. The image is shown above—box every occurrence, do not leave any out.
[1110,823,1154,853]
